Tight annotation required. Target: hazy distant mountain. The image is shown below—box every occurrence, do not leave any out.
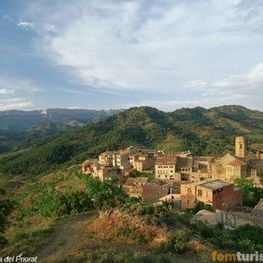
[0,108,120,130]
[0,108,121,153]
[1,105,263,176]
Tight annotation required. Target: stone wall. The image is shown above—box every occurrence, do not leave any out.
[216,210,263,229]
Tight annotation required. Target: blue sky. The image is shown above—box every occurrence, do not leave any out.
[0,0,263,111]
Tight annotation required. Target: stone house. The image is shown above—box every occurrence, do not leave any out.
[180,179,243,210]
[248,159,263,187]
[98,151,114,166]
[155,156,180,180]
[122,177,170,204]
[122,177,149,198]
[82,160,97,174]
[155,154,197,181]
[92,164,121,182]
[129,152,156,172]
[82,160,121,181]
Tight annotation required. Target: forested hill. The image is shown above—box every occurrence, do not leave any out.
[0,108,120,153]
[1,105,263,176]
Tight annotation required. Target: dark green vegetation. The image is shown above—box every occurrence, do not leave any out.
[1,105,263,177]
[235,178,263,207]
[0,108,120,153]
[0,188,14,249]
[193,222,263,252]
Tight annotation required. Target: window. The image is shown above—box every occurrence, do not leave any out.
[198,190,203,197]
[187,188,192,194]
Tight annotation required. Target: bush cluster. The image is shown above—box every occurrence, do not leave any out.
[0,188,14,248]
[193,222,263,252]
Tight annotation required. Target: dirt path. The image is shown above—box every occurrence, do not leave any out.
[36,211,97,262]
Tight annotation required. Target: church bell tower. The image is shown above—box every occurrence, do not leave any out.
[235,136,246,158]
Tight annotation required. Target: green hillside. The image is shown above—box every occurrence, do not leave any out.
[1,105,263,176]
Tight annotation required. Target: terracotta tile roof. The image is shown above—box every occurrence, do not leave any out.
[227,158,247,166]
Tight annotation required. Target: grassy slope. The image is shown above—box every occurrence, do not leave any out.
[1,167,212,263]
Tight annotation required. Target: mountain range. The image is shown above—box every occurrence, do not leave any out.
[1,105,263,176]
[0,108,120,153]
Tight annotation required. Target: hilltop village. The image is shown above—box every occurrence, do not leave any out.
[82,136,263,226]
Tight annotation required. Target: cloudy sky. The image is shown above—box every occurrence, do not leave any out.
[0,0,263,111]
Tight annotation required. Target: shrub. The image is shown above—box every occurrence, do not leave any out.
[0,188,14,249]
[38,190,94,217]
[160,230,189,253]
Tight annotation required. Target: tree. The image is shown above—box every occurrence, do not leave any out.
[235,178,263,207]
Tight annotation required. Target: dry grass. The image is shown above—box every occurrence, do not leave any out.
[87,210,168,249]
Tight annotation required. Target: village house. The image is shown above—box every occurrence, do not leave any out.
[122,177,149,199]
[155,156,180,180]
[129,151,156,172]
[83,146,158,181]
[92,165,121,182]
[180,179,243,210]
[155,151,214,182]
[82,160,121,181]
[248,159,263,188]
[82,160,97,175]
[154,151,192,180]
[98,151,114,166]
[82,136,262,188]
[190,156,213,182]
[122,177,171,204]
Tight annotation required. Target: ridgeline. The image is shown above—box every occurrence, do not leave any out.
[1,105,263,176]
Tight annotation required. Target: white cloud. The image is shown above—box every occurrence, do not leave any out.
[0,88,14,95]
[15,0,263,110]
[0,78,40,94]
[17,20,34,29]
[137,63,263,110]
[0,98,34,111]
[27,1,261,92]
[0,78,40,110]
[214,63,263,92]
